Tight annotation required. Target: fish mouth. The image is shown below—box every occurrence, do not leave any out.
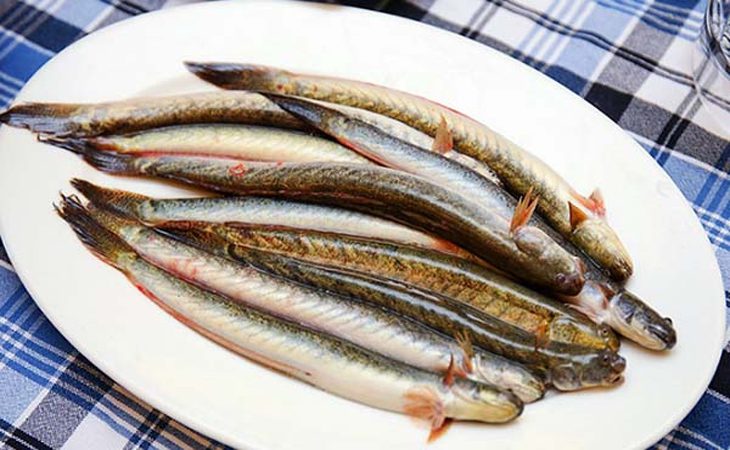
[648,320,677,350]
[606,372,624,385]
[609,353,626,374]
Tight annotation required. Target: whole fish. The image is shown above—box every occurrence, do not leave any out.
[62,148,585,295]
[163,222,616,352]
[45,124,369,164]
[56,199,523,431]
[186,62,632,281]
[71,179,472,260]
[164,225,624,391]
[317,101,501,182]
[0,91,304,137]
[262,96,676,351]
[267,95,505,204]
[74,199,544,403]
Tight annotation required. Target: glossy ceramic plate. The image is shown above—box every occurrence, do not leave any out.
[0,2,724,449]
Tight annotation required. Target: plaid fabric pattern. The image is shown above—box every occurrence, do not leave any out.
[0,0,728,448]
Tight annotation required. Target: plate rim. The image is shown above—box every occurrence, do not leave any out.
[0,2,725,449]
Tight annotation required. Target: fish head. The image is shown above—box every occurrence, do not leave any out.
[550,351,625,391]
[549,316,620,352]
[449,379,524,423]
[571,218,633,281]
[513,227,585,295]
[473,354,546,403]
[606,291,676,351]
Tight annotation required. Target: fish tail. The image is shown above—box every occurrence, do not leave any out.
[0,102,80,135]
[55,194,136,268]
[184,61,282,91]
[71,179,148,219]
[156,222,227,254]
[40,135,96,152]
[264,94,329,127]
[56,139,137,174]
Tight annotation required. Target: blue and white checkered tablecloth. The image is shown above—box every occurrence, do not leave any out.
[0,0,728,448]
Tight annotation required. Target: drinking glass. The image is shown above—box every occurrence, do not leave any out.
[693,0,730,136]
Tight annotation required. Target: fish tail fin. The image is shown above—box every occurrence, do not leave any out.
[510,187,539,234]
[55,194,136,269]
[40,135,95,152]
[0,102,80,135]
[403,386,449,442]
[263,93,331,129]
[70,179,148,219]
[56,139,137,174]
[184,61,283,91]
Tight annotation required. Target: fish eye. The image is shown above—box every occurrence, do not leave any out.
[664,317,673,325]
[601,353,611,364]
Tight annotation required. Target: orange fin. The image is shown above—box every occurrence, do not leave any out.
[427,418,453,443]
[403,387,446,434]
[443,355,457,386]
[510,187,539,234]
[589,189,606,216]
[455,330,475,373]
[574,189,606,216]
[534,319,550,350]
[432,116,453,154]
[568,202,589,231]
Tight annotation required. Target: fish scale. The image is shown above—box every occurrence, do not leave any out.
[1,91,305,137]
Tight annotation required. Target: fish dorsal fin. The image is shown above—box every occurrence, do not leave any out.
[510,187,539,234]
[432,116,453,154]
[403,386,449,442]
[568,202,589,231]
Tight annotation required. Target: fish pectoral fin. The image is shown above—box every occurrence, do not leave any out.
[510,187,539,234]
[454,330,474,373]
[442,355,458,386]
[431,116,453,154]
[568,201,589,232]
[534,319,550,350]
[427,418,453,443]
[403,386,447,436]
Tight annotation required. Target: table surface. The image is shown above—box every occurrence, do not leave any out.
[0,1,727,449]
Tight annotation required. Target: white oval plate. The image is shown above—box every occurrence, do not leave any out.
[0,2,725,449]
